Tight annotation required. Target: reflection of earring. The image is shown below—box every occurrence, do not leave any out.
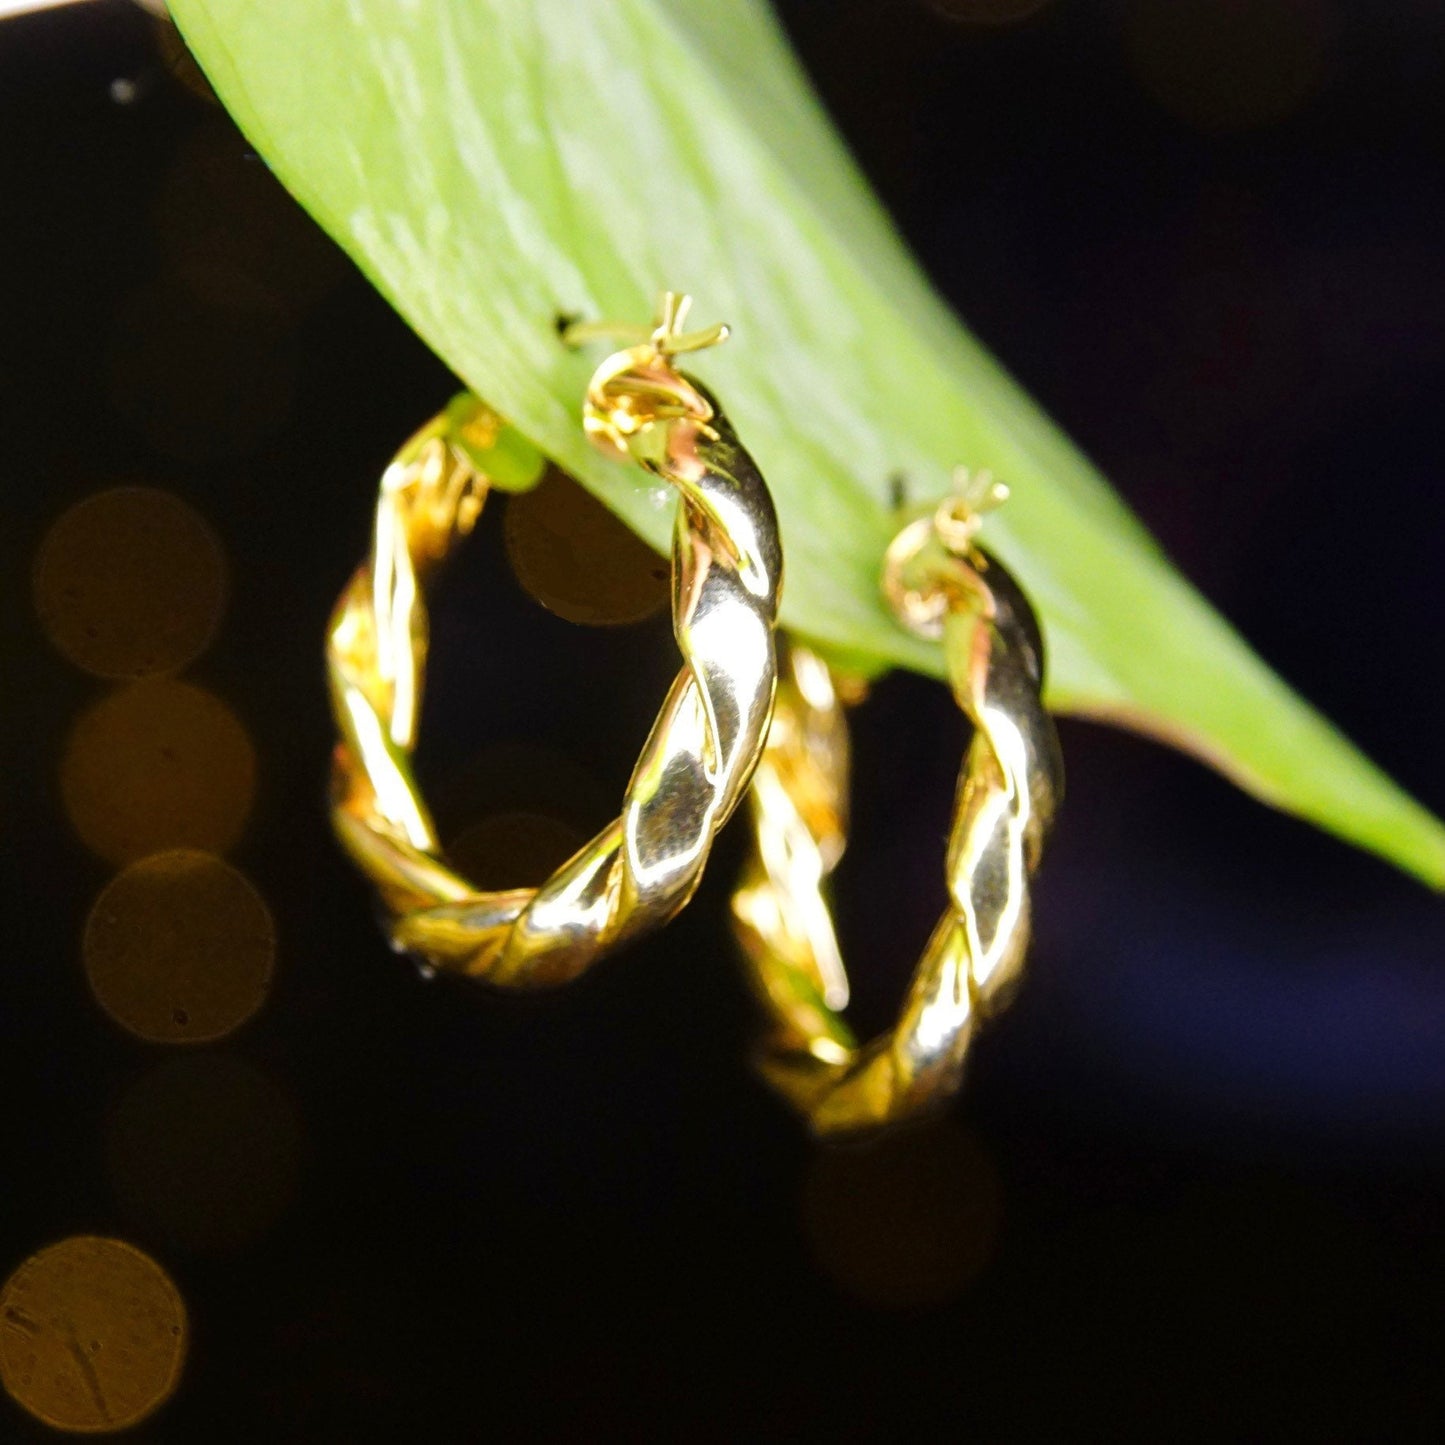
[732,471,1063,1136]
[328,294,783,988]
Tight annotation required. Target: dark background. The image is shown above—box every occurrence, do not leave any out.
[2,0,1442,1438]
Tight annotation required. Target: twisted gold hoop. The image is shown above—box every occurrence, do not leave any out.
[328,297,783,988]
[732,477,1062,1135]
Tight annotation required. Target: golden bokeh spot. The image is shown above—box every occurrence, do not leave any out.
[431,742,607,838]
[428,744,609,876]
[84,850,275,1044]
[1123,0,1333,133]
[446,811,588,891]
[152,119,348,321]
[800,1120,1002,1309]
[107,1054,302,1253]
[33,487,227,680]
[0,1235,187,1434]
[926,0,1055,24]
[61,679,256,866]
[105,280,298,463]
[505,468,670,626]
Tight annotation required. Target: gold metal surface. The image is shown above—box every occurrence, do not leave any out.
[327,296,783,987]
[733,475,1062,1135]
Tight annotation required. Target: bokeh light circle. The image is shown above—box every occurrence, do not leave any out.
[61,678,256,866]
[800,1121,1002,1308]
[33,486,226,680]
[0,1235,187,1434]
[105,280,298,462]
[505,468,670,626]
[107,1054,302,1252]
[445,810,589,891]
[926,0,1055,24]
[1123,0,1333,133]
[431,742,608,841]
[84,849,275,1044]
[153,118,348,320]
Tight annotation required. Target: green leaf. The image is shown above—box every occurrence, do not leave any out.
[170,0,1445,886]
[445,394,545,492]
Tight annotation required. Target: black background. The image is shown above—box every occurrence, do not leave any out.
[2,0,1442,1439]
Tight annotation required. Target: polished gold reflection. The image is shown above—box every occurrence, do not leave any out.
[734,490,1062,1137]
[1123,0,1332,132]
[505,467,669,626]
[329,298,783,988]
[61,679,255,866]
[446,811,588,892]
[107,1054,302,1253]
[33,486,226,679]
[0,1236,187,1434]
[84,849,275,1043]
[800,1121,1001,1309]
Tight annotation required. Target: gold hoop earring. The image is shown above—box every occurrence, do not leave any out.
[328,295,783,989]
[732,471,1062,1136]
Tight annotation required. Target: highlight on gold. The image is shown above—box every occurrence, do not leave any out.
[0,1235,187,1434]
[84,849,276,1044]
[505,467,669,626]
[61,678,256,866]
[33,486,227,680]
[733,472,1062,1136]
[328,295,783,988]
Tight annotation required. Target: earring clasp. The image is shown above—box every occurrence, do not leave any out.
[562,292,730,461]
[881,466,1008,640]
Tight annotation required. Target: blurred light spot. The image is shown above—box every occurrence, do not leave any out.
[153,120,348,321]
[108,77,140,106]
[429,742,608,862]
[925,0,1054,25]
[33,487,226,680]
[505,468,670,626]
[800,1120,1001,1308]
[105,280,298,462]
[107,1054,302,1253]
[0,1236,186,1434]
[61,679,255,866]
[446,810,588,890]
[151,17,218,106]
[84,850,275,1044]
[1123,0,1334,133]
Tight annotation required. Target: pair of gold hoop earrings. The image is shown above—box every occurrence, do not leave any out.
[327,295,1062,1138]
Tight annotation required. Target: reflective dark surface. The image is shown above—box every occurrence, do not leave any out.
[1,1,1442,1438]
